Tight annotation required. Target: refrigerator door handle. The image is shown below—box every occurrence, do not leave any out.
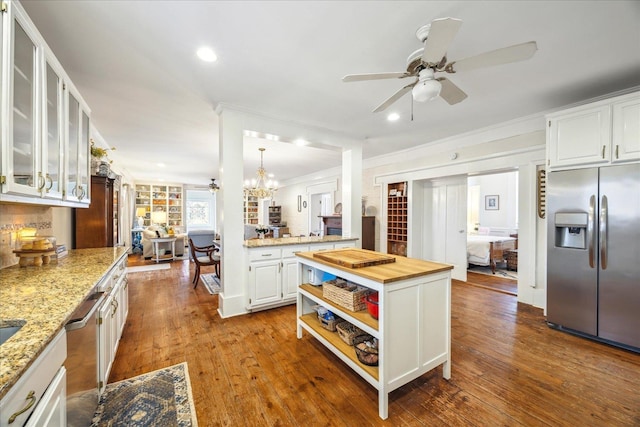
[588,195,596,268]
[600,195,608,270]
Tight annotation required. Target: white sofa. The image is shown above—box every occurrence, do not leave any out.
[141,225,186,259]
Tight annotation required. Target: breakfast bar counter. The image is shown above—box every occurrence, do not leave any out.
[0,247,128,399]
[243,235,358,248]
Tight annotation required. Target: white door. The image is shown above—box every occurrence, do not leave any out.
[431,178,468,281]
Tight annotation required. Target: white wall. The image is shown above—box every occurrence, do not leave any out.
[469,171,519,232]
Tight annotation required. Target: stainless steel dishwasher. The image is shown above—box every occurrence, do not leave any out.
[65,288,105,426]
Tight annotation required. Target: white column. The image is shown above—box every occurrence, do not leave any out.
[341,144,363,247]
[217,108,248,317]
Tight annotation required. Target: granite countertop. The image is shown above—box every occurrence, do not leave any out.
[0,247,128,399]
[244,235,358,248]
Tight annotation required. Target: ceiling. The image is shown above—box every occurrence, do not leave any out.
[21,1,640,187]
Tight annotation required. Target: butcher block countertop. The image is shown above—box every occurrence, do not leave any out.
[296,248,453,284]
[0,247,128,399]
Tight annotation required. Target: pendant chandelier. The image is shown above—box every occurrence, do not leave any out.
[244,148,277,199]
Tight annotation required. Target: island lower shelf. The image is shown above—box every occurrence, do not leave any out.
[298,312,379,381]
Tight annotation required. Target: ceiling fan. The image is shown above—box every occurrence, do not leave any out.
[343,18,537,113]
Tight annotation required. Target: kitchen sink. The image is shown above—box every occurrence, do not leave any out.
[0,320,26,346]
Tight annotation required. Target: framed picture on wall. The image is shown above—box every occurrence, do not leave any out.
[485,195,499,210]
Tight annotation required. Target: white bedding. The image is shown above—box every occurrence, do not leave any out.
[467,235,516,266]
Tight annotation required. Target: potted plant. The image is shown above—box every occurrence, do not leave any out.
[90,139,115,176]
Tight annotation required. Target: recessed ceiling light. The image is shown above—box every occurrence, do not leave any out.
[196,46,217,62]
[157,163,166,168]
[387,113,400,122]
[294,139,308,146]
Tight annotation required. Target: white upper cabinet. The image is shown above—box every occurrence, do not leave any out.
[64,86,91,204]
[612,96,640,162]
[41,55,64,200]
[2,4,41,197]
[0,0,91,206]
[547,91,640,170]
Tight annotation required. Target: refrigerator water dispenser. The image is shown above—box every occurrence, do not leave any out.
[554,212,588,249]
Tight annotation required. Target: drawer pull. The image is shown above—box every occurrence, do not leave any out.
[8,390,36,424]
[261,254,272,257]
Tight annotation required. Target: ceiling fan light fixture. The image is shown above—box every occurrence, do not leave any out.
[412,78,442,102]
[209,178,220,193]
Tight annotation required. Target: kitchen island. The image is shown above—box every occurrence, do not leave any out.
[296,248,453,419]
[0,247,128,399]
[244,236,357,311]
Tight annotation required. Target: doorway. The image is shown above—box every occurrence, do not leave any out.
[466,171,519,294]
[308,192,332,235]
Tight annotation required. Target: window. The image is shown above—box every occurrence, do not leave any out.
[185,189,216,231]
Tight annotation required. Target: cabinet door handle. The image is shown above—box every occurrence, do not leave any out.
[601,145,606,159]
[8,390,36,424]
[45,174,53,192]
[37,172,46,190]
[615,144,619,159]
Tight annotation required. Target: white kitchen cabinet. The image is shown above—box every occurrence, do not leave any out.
[248,259,281,307]
[0,0,91,206]
[63,86,91,204]
[282,245,309,300]
[1,2,42,198]
[0,330,66,427]
[296,250,452,420]
[547,91,639,170]
[25,367,66,427]
[246,241,357,311]
[97,255,128,395]
[612,96,640,162]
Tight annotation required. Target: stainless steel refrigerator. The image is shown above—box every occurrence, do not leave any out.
[547,163,640,351]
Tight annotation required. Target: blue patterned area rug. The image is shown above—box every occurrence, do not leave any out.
[200,273,221,295]
[91,362,198,426]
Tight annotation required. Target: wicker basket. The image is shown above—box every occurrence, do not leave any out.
[317,314,341,332]
[353,335,378,366]
[322,280,367,312]
[336,321,365,346]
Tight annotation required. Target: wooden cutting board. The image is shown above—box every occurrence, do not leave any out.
[313,249,396,268]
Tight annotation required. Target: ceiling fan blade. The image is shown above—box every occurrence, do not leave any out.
[342,72,410,82]
[436,77,467,105]
[373,82,416,113]
[421,17,463,64]
[448,41,537,73]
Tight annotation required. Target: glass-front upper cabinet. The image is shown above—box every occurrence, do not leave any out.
[1,6,41,197]
[64,86,91,204]
[41,57,64,200]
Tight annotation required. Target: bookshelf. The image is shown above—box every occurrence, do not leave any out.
[135,184,183,227]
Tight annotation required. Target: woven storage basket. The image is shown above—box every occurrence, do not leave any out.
[336,321,365,346]
[322,280,367,311]
[353,335,379,366]
[317,314,341,332]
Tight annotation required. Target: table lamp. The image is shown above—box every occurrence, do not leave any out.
[136,208,146,228]
[151,211,167,226]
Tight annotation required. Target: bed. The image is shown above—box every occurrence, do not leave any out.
[467,235,517,274]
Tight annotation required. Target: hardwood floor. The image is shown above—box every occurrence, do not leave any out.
[466,271,518,296]
[111,255,640,426]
